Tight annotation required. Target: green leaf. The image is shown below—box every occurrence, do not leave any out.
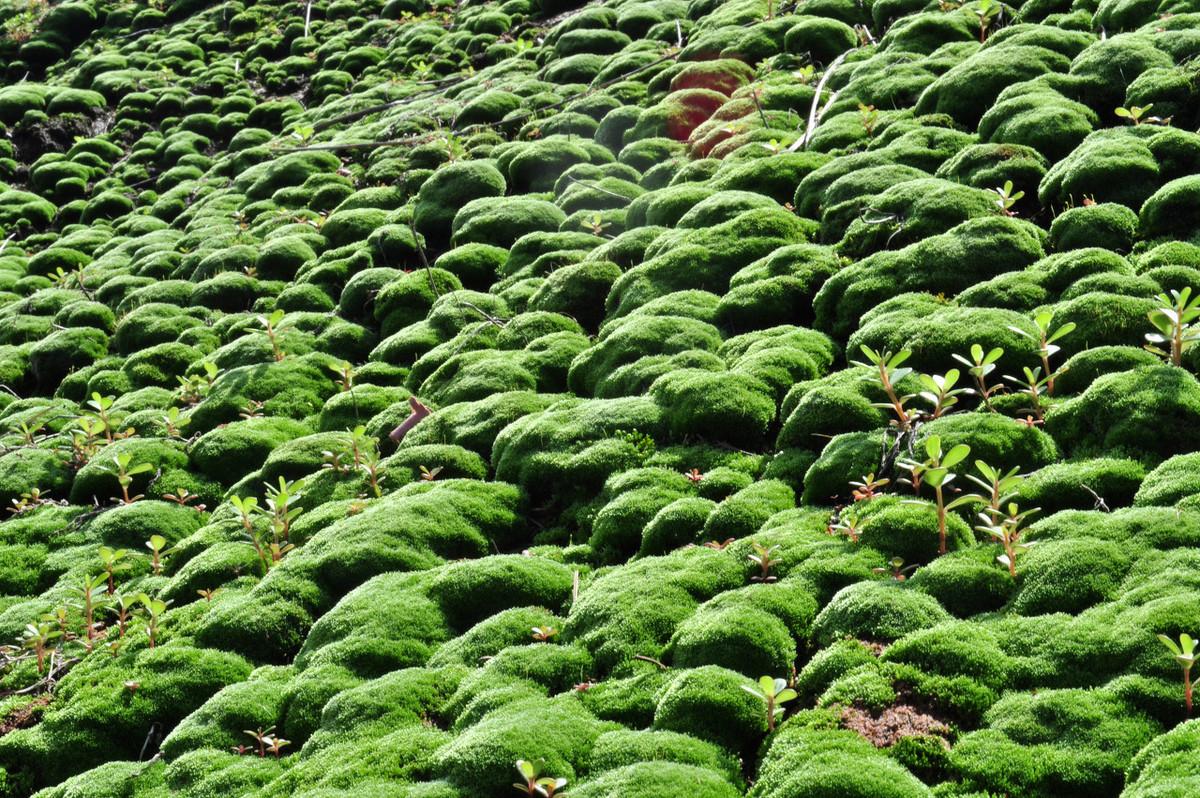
[925,435,942,460]
[942,444,970,469]
[1158,634,1182,656]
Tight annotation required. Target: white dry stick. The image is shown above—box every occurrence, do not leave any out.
[790,49,851,152]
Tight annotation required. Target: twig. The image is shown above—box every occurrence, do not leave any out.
[408,218,442,298]
[303,0,314,37]
[634,654,669,670]
[790,49,851,152]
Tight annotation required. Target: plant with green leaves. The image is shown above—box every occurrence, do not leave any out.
[975,502,1038,578]
[852,346,916,431]
[952,344,1004,412]
[1003,366,1051,420]
[748,542,781,583]
[98,546,129,594]
[329,360,355,392]
[322,447,350,474]
[963,461,1025,518]
[991,180,1024,216]
[742,675,797,733]
[258,309,290,362]
[263,477,304,545]
[109,593,137,639]
[73,573,107,651]
[530,626,559,642]
[86,393,117,444]
[918,369,970,418]
[514,760,567,797]
[360,448,386,498]
[138,594,171,648]
[1157,633,1199,716]
[900,436,971,555]
[19,622,59,674]
[108,453,154,505]
[1115,104,1169,126]
[163,406,189,439]
[850,473,889,502]
[829,510,866,543]
[873,557,918,582]
[1010,311,1074,396]
[972,0,1001,41]
[144,535,169,575]
[8,488,52,516]
[1146,287,1200,367]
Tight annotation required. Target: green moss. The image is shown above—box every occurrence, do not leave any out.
[1049,202,1138,253]
[572,762,742,798]
[429,554,573,630]
[812,581,952,645]
[653,665,766,754]
[1009,538,1130,615]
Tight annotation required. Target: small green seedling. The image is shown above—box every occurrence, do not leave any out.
[901,436,971,555]
[742,675,797,733]
[513,759,567,797]
[19,622,59,674]
[748,542,781,583]
[1157,633,1199,716]
[976,502,1038,578]
[98,546,129,594]
[109,453,154,505]
[991,180,1024,216]
[1146,288,1200,367]
[1010,311,1074,396]
[852,346,916,430]
[917,368,970,418]
[145,535,169,575]
[1115,104,1169,126]
[953,344,1004,412]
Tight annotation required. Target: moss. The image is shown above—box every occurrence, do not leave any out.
[751,714,933,798]
[452,195,568,249]
[70,438,189,504]
[0,447,72,508]
[428,554,573,630]
[701,480,795,542]
[650,369,775,449]
[1049,202,1138,253]
[855,496,973,564]
[1009,538,1130,615]
[1045,365,1200,464]
[1018,457,1145,515]
[434,696,613,794]
[812,581,952,645]
[572,762,742,798]
[652,665,765,754]
[950,687,1159,797]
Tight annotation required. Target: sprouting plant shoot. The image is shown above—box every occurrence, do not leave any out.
[976,502,1038,578]
[109,453,154,505]
[145,535,169,575]
[963,461,1025,517]
[98,546,128,594]
[853,346,915,430]
[901,435,971,555]
[873,557,918,581]
[1157,633,1199,717]
[1146,288,1200,367]
[742,675,797,733]
[850,472,889,502]
[991,180,1024,216]
[953,344,1004,412]
[138,594,171,648]
[748,542,780,583]
[1010,311,1074,396]
[531,625,558,642]
[513,760,567,797]
[918,368,970,418]
[973,0,1001,41]
[1115,104,1170,126]
[258,309,289,362]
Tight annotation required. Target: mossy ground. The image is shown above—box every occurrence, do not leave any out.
[0,0,1197,796]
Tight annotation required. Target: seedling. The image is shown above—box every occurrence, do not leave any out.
[742,675,797,733]
[347,426,371,468]
[850,473,889,502]
[748,542,781,583]
[163,406,189,439]
[963,461,1024,517]
[1157,633,1199,716]
[1146,287,1200,367]
[1003,366,1051,420]
[239,400,265,419]
[360,449,386,498]
[582,212,610,236]
[86,393,117,443]
[98,546,129,594]
[419,465,443,481]
[258,309,290,362]
[873,557,918,581]
[684,468,704,484]
[290,124,316,143]
[1115,104,1170,126]
[972,0,1001,41]
[244,726,275,758]
[162,487,205,512]
[230,495,259,533]
[322,448,350,474]
[703,538,736,550]
[513,760,567,797]
[8,488,51,516]
[1010,311,1074,396]
[109,593,136,639]
[976,502,1037,578]
[138,594,171,648]
[263,477,304,545]
[145,535,169,575]
[917,369,970,418]
[531,626,558,642]
[197,588,219,602]
[74,573,107,651]
[900,436,971,555]
[852,346,915,431]
[792,65,816,84]
[263,734,291,758]
[108,453,154,505]
[19,622,59,674]
[858,103,879,136]
[991,180,1024,216]
[953,344,1004,411]
[829,510,866,543]
[329,360,355,392]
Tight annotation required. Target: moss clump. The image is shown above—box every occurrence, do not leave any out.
[812,581,952,645]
